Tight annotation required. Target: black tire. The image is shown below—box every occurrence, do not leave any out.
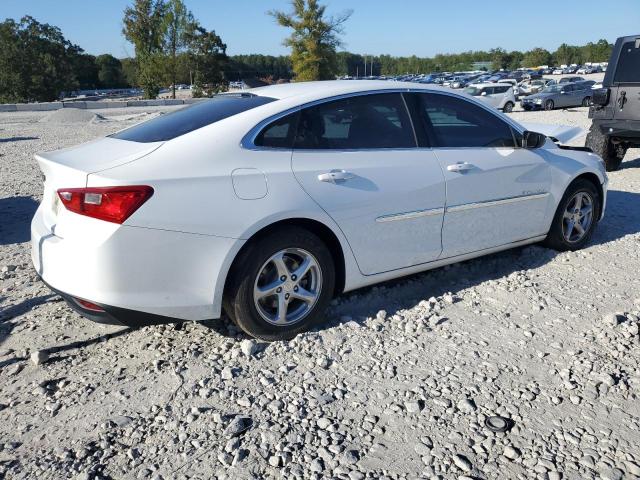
[503,101,514,113]
[585,125,625,171]
[544,179,600,251]
[544,100,554,111]
[224,227,335,341]
[582,96,591,107]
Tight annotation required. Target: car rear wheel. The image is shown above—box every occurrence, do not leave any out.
[224,227,335,341]
[544,179,600,251]
[544,100,554,111]
[503,101,514,113]
[582,96,591,107]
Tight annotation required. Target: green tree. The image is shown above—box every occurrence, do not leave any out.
[162,0,193,98]
[123,0,167,98]
[521,47,552,68]
[95,54,125,88]
[0,16,84,102]
[269,0,352,81]
[186,23,228,97]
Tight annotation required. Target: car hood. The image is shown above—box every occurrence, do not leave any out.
[519,122,584,144]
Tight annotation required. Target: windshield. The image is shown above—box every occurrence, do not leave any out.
[111,94,276,143]
[463,87,482,96]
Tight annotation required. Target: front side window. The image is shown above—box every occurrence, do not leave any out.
[416,93,516,148]
[112,94,276,143]
[294,93,415,150]
[614,40,640,83]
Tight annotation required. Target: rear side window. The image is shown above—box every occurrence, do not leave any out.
[294,93,415,150]
[614,40,640,83]
[416,93,516,148]
[111,95,276,143]
[495,86,510,94]
[254,112,299,148]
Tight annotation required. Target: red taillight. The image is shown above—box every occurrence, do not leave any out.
[57,186,154,224]
[74,298,105,312]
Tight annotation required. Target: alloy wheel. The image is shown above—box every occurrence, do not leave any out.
[562,191,594,243]
[253,248,322,326]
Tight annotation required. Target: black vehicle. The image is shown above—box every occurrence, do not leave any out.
[586,35,640,171]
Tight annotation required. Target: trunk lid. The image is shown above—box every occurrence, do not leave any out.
[36,137,162,234]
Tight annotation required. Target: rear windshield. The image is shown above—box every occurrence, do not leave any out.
[111,94,276,143]
[614,40,640,83]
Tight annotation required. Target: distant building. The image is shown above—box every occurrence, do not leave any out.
[472,61,493,71]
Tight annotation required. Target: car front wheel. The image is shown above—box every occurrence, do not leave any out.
[544,179,600,251]
[224,227,335,341]
[544,100,554,111]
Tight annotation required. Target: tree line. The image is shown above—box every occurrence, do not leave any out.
[0,0,614,104]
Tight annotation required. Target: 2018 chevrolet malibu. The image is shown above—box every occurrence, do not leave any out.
[31,81,608,340]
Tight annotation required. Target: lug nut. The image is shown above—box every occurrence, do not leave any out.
[291,275,297,281]
[294,286,299,292]
[285,293,290,299]
[280,275,286,281]
[277,287,282,293]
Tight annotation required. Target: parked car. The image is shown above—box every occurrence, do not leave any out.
[559,76,585,84]
[518,79,556,96]
[552,68,564,75]
[586,34,640,171]
[31,81,607,340]
[521,81,595,110]
[464,83,516,112]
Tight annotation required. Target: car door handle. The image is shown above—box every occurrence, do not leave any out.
[447,162,474,173]
[317,169,355,183]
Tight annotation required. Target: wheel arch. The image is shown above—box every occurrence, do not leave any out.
[223,217,348,301]
[568,172,605,219]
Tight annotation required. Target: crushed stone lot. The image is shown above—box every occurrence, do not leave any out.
[1,104,640,480]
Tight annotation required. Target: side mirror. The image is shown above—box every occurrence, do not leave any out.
[481,91,487,96]
[522,131,546,149]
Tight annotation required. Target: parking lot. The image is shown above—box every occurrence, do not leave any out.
[1,104,640,480]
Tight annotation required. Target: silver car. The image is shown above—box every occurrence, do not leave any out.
[521,81,595,110]
[463,83,516,112]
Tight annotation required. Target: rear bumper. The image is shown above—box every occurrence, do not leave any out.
[39,275,178,327]
[31,204,242,323]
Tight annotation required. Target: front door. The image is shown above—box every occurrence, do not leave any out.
[291,92,446,275]
[412,92,553,258]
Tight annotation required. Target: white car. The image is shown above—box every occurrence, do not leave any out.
[463,83,516,112]
[31,81,608,340]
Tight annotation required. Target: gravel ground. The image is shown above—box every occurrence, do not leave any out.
[1,103,640,480]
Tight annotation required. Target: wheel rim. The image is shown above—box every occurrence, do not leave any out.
[562,191,594,243]
[546,101,553,110]
[253,248,322,326]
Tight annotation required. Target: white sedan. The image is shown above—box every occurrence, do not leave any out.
[31,81,608,340]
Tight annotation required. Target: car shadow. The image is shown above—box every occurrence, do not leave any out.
[620,156,640,170]
[0,196,39,245]
[0,294,57,351]
[0,136,39,143]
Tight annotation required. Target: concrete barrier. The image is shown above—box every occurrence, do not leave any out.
[15,102,62,112]
[63,101,88,109]
[0,98,202,112]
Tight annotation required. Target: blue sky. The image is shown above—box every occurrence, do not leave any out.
[3,0,638,58]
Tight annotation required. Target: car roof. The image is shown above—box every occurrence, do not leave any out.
[247,80,452,102]
[470,83,510,88]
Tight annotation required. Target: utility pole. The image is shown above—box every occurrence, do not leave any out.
[364,56,367,78]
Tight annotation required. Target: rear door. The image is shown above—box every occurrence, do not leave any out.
[291,92,446,275]
[612,37,640,121]
[412,92,553,258]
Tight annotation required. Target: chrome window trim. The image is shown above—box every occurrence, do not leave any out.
[446,192,549,213]
[376,207,445,223]
[240,87,526,151]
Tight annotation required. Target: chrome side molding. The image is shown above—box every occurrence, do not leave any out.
[376,207,445,223]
